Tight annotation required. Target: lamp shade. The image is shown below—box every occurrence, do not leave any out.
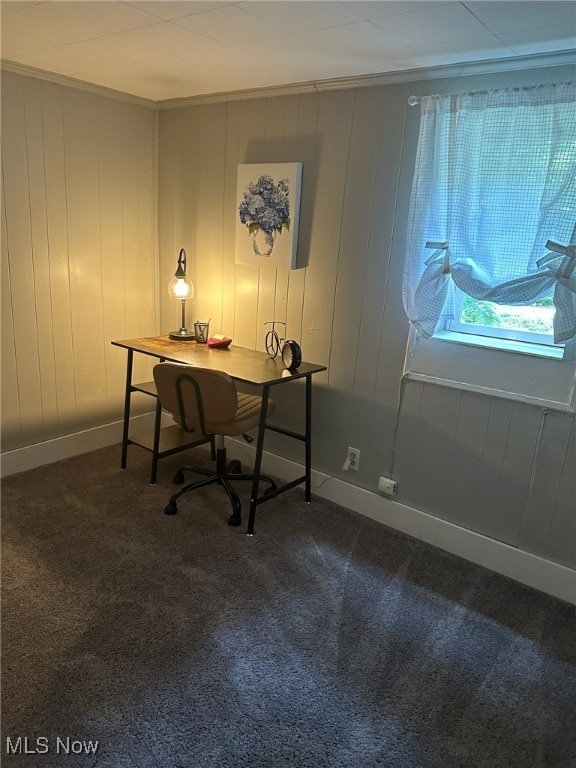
[168,274,193,300]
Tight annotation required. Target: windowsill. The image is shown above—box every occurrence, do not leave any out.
[434,330,564,360]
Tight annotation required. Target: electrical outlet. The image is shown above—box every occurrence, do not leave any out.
[378,476,397,495]
[347,447,360,471]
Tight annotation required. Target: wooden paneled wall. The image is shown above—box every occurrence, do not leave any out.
[393,383,575,568]
[1,72,157,452]
[158,63,575,568]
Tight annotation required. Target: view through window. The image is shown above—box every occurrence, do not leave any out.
[449,292,558,347]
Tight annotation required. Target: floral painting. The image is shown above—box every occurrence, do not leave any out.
[235,163,302,268]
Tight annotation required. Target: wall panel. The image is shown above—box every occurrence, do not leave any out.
[185,103,227,334]
[519,410,575,567]
[98,95,129,418]
[485,403,542,545]
[1,71,157,451]
[442,391,493,529]
[1,175,21,444]
[300,89,355,372]
[234,98,267,349]
[23,77,59,431]
[201,104,227,335]
[327,86,384,465]
[254,96,287,352]
[285,92,318,343]
[390,379,426,500]
[41,80,77,433]
[546,418,576,567]
[367,82,414,479]
[2,73,44,443]
[399,383,465,519]
[63,88,107,425]
[221,102,242,339]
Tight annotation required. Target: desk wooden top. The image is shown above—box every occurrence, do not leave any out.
[112,336,326,386]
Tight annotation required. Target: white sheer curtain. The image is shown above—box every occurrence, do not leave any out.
[403,83,576,343]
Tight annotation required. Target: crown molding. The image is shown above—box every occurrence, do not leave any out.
[1,59,157,109]
[2,49,573,111]
[157,49,575,109]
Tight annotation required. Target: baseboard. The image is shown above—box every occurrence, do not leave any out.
[227,438,576,605]
[2,425,573,604]
[0,413,160,478]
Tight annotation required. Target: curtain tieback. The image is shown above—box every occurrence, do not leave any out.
[425,241,450,274]
[537,240,576,280]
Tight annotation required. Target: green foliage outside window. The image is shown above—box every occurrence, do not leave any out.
[461,295,554,335]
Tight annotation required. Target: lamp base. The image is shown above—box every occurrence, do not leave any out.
[169,329,195,341]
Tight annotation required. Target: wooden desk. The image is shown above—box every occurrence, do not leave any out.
[112,336,326,534]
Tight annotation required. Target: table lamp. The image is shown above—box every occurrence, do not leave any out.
[168,248,195,341]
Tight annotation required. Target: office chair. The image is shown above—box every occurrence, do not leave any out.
[153,363,277,526]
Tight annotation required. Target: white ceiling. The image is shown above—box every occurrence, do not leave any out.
[1,1,575,102]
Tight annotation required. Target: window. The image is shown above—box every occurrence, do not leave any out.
[402,83,576,358]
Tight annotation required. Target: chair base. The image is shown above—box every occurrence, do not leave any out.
[164,446,277,526]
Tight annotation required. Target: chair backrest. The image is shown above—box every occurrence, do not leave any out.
[153,363,238,435]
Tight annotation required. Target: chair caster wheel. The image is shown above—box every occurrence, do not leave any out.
[227,459,241,473]
[173,470,185,485]
[228,513,242,527]
[164,502,178,515]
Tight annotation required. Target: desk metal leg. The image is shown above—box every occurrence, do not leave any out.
[305,374,312,502]
[149,356,165,485]
[120,349,134,469]
[150,397,163,485]
[246,384,270,536]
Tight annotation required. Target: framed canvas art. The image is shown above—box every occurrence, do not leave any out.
[235,163,303,269]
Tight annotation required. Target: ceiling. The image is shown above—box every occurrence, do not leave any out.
[1,1,575,103]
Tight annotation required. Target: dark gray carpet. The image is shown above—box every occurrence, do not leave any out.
[1,445,575,768]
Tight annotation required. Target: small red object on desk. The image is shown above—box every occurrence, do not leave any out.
[207,335,232,349]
